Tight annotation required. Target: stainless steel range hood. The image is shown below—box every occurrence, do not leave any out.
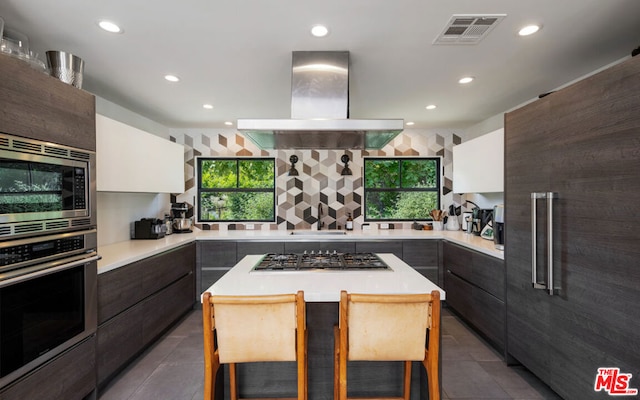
[237,51,404,149]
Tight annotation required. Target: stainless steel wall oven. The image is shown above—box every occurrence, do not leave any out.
[0,132,98,389]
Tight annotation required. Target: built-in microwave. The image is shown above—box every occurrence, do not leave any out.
[0,133,96,239]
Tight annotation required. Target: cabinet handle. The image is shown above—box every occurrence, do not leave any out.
[531,192,558,295]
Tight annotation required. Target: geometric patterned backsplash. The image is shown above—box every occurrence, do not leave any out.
[169,128,463,231]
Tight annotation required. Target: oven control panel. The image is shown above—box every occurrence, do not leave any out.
[0,235,85,268]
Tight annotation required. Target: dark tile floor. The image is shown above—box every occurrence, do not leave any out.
[98,308,562,400]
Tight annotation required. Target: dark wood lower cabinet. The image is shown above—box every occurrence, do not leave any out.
[443,241,505,354]
[0,336,96,400]
[97,243,196,388]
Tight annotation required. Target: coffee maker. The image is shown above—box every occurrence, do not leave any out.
[493,204,505,250]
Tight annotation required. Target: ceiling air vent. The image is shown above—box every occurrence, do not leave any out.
[433,14,506,45]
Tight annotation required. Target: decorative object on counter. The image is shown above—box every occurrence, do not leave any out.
[45,50,84,88]
[340,154,352,175]
[288,155,299,176]
[412,221,424,230]
[345,212,353,230]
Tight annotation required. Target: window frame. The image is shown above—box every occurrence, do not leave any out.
[363,157,442,222]
[196,157,276,223]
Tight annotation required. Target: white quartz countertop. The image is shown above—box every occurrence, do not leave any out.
[97,228,503,274]
[202,253,445,302]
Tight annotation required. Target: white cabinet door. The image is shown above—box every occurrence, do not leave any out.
[96,114,184,193]
[453,128,503,193]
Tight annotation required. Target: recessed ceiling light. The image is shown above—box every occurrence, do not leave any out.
[224,121,233,126]
[203,104,214,110]
[458,76,474,84]
[425,104,437,110]
[311,25,329,37]
[98,20,123,33]
[164,74,180,82]
[518,24,541,36]
[406,121,415,126]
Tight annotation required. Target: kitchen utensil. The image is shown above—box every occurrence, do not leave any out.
[46,50,84,88]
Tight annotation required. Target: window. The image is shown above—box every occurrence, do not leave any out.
[364,158,441,221]
[197,158,275,222]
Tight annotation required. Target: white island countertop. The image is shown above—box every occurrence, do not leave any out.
[202,253,445,302]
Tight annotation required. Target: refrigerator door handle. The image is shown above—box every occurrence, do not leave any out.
[531,192,547,290]
[531,192,558,295]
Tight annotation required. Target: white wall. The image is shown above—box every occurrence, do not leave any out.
[96,192,171,246]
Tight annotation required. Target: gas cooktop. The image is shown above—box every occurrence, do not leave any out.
[252,252,391,271]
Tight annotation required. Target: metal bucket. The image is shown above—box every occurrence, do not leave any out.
[45,51,84,89]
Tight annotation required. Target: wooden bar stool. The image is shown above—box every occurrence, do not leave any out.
[334,290,441,400]
[202,291,307,400]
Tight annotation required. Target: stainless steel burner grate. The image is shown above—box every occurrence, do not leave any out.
[252,252,391,271]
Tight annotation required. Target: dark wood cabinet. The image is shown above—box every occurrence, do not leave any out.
[505,55,640,399]
[443,241,505,353]
[403,240,439,285]
[0,53,96,151]
[1,336,96,400]
[97,243,195,388]
[197,241,238,294]
[237,241,285,260]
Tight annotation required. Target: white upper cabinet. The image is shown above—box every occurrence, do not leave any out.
[453,128,504,193]
[96,114,185,193]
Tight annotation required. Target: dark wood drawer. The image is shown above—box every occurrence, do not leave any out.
[141,243,195,299]
[98,261,145,324]
[403,240,438,266]
[97,305,145,385]
[355,241,403,258]
[142,273,194,345]
[237,241,285,260]
[444,270,474,318]
[442,241,472,280]
[199,241,237,268]
[2,336,96,400]
[471,251,505,301]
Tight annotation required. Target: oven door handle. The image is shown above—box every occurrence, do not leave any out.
[0,252,101,287]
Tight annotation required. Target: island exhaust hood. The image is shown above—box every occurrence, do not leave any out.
[237,51,404,149]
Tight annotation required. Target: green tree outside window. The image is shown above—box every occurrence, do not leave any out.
[364,158,440,221]
[197,158,275,222]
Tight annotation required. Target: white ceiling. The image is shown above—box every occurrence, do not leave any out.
[1,1,639,130]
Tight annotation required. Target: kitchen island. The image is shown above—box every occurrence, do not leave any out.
[203,253,444,400]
